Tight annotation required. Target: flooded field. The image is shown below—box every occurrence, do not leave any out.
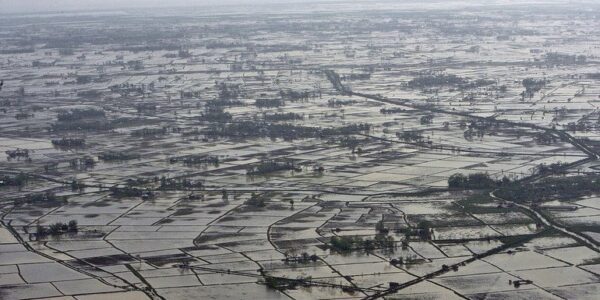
[2,0,600,299]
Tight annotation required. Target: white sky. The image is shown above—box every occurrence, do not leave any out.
[0,0,330,13]
[0,0,589,14]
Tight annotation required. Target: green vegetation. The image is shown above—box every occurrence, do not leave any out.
[337,137,366,153]
[199,107,232,122]
[280,89,314,101]
[37,220,78,237]
[245,192,268,207]
[169,154,219,166]
[263,275,312,291]
[522,78,546,98]
[131,127,167,137]
[327,99,357,107]
[109,186,153,198]
[17,192,67,206]
[329,235,395,253]
[448,172,510,189]
[256,98,284,108]
[57,108,105,122]
[263,112,303,121]
[496,174,600,203]
[51,137,85,149]
[283,252,319,264]
[408,74,467,88]
[397,131,424,143]
[98,151,140,161]
[204,122,370,141]
[246,160,301,175]
[380,107,405,114]
[5,148,29,159]
[420,114,434,125]
[159,176,203,190]
[0,173,29,187]
[69,156,96,170]
[408,74,494,90]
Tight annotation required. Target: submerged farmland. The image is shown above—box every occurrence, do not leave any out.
[2,1,600,299]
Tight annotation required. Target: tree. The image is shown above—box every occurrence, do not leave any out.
[67,220,78,232]
[448,173,467,188]
[417,220,433,240]
[48,222,64,235]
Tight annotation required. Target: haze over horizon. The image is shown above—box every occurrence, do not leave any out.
[0,0,592,14]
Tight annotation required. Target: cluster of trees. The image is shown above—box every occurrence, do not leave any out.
[110,186,144,197]
[340,73,371,81]
[206,98,244,108]
[245,192,269,207]
[169,155,219,166]
[110,83,152,96]
[329,235,396,252]
[397,131,424,143]
[216,82,242,100]
[135,103,157,113]
[461,78,496,89]
[36,220,78,237]
[17,192,66,206]
[535,131,559,145]
[5,148,29,159]
[50,120,112,132]
[414,220,433,240]
[15,112,34,120]
[408,74,467,88]
[131,127,167,137]
[408,73,495,90]
[76,75,93,84]
[110,186,154,199]
[98,151,140,161]
[262,112,303,122]
[159,176,203,190]
[247,160,301,175]
[51,138,85,149]
[543,52,587,65]
[338,136,365,153]
[0,48,35,54]
[535,162,567,175]
[206,41,246,49]
[204,122,370,141]
[69,156,96,170]
[448,172,511,189]
[420,114,434,125]
[327,99,357,107]
[463,128,486,141]
[380,107,405,114]
[70,180,86,191]
[495,174,600,203]
[280,89,315,101]
[126,60,144,70]
[256,98,284,108]
[283,252,319,264]
[324,70,351,93]
[565,122,591,132]
[393,220,434,241]
[263,275,312,291]
[587,73,600,80]
[522,78,546,98]
[0,173,29,187]
[199,107,232,122]
[57,48,74,55]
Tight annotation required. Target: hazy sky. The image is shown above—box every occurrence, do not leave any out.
[0,0,328,14]
[0,0,587,14]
